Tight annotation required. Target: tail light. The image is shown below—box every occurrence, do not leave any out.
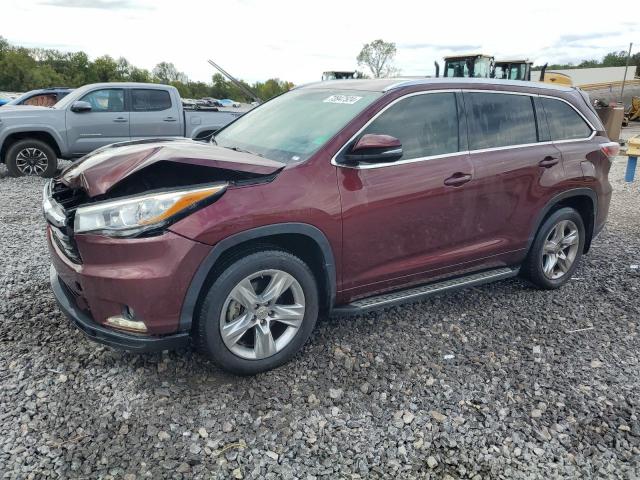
[600,142,620,158]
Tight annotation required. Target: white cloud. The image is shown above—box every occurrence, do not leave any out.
[3,0,639,84]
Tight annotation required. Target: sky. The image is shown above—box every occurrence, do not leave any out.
[3,0,639,85]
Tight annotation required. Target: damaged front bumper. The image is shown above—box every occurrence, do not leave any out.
[50,265,190,352]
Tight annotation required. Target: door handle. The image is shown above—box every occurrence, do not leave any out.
[163,117,177,122]
[539,156,559,168]
[113,117,128,123]
[444,172,472,187]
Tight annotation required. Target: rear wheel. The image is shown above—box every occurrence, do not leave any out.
[195,250,319,375]
[6,139,58,178]
[522,207,585,289]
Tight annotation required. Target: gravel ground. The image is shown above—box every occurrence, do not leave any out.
[1,151,639,479]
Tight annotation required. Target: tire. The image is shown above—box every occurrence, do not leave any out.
[195,249,319,375]
[521,207,585,289]
[6,139,58,178]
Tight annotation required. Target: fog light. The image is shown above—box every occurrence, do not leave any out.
[106,307,147,333]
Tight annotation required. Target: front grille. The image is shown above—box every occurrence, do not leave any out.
[47,180,87,264]
[51,180,88,212]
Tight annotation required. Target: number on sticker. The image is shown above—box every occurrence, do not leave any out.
[323,95,362,105]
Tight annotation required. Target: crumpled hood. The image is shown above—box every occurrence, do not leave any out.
[59,138,285,197]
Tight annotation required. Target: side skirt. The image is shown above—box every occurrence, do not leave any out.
[332,267,519,316]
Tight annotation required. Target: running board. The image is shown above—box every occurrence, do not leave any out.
[332,267,519,316]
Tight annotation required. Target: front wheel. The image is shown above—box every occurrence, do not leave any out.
[6,139,58,178]
[195,250,319,375]
[521,207,585,289]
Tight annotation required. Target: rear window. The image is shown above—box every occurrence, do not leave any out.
[131,89,172,112]
[541,97,592,140]
[465,92,537,150]
[361,92,459,159]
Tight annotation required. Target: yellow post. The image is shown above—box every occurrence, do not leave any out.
[624,135,640,182]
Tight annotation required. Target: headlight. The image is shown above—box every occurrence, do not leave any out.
[74,184,226,237]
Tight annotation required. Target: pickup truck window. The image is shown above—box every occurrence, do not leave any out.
[80,89,125,112]
[131,89,172,112]
[214,89,382,163]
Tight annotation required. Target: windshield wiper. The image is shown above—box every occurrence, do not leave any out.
[223,145,264,157]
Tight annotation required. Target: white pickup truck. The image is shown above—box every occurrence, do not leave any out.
[0,82,247,177]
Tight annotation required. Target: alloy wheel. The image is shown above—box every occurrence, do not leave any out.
[541,219,580,280]
[15,148,49,176]
[219,269,305,360]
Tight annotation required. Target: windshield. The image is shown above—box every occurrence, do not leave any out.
[213,88,382,163]
[54,85,91,109]
[473,57,491,78]
[444,60,468,78]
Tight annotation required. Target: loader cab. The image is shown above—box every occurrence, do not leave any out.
[441,54,494,78]
[494,60,532,81]
[322,71,361,81]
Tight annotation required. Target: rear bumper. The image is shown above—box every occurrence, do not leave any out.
[50,265,190,352]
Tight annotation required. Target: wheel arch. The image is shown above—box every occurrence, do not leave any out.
[527,188,597,255]
[1,130,63,164]
[179,223,337,332]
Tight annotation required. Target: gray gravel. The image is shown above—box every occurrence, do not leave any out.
[1,154,639,479]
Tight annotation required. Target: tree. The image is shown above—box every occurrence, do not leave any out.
[91,55,120,82]
[254,78,293,100]
[357,39,398,78]
[152,62,188,84]
[0,37,299,98]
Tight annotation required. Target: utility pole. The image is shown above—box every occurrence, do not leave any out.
[620,42,633,105]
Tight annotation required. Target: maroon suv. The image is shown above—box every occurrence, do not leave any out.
[44,78,618,374]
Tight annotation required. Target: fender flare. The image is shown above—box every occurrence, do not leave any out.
[178,223,337,331]
[0,126,66,158]
[525,188,597,253]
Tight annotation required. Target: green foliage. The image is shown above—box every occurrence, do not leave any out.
[0,36,292,102]
[357,39,399,78]
[533,50,640,76]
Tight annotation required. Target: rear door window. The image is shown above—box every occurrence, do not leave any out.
[465,92,537,150]
[541,97,592,140]
[361,92,460,160]
[131,89,172,111]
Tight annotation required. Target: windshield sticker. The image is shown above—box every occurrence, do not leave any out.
[323,95,362,105]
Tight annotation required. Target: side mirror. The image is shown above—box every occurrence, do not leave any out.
[71,101,92,113]
[344,134,403,164]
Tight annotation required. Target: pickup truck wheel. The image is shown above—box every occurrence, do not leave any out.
[195,250,319,375]
[521,207,585,289]
[6,139,58,178]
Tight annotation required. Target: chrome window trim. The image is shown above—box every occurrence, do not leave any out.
[331,89,462,170]
[331,88,596,170]
[536,93,596,142]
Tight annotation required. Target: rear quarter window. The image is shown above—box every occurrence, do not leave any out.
[465,92,538,150]
[541,97,592,140]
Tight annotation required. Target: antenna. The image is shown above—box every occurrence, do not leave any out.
[207,59,262,104]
